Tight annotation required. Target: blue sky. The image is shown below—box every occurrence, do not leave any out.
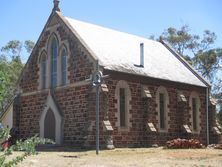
[1,0,221,62]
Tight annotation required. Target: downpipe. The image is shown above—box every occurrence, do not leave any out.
[206,87,209,145]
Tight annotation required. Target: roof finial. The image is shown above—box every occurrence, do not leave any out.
[53,0,60,12]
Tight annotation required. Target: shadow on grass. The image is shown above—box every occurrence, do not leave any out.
[62,155,80,158]
[36,144,94,153]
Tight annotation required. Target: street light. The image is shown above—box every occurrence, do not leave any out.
[92,60,108,155]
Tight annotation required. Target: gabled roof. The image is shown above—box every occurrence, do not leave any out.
[62,15,208,87]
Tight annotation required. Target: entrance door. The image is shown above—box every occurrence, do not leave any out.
[44,109,56,141]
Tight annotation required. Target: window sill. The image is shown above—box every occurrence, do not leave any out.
[158,129,168,133]
[118,126,129,132]
[191,130,200,134]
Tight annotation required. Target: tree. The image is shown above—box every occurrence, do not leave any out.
[24,40,35,54]
[160,26,221,80]
[161,25,192,56]
[192,48,222,80]
[159,25,222,123]
[0,40,35,113]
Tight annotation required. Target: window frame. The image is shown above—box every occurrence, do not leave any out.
[189,92,201,133]
[159,93,165,129]
[39,51,47,90]
[61,48,67,86]
[119,88,126,127]
[155,86,169,132]
[50,37,58,88]
[39,33,70,90]
[115,80,132,131]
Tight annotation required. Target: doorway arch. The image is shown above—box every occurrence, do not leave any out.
[40,91,63,144]
[44,109,56,141]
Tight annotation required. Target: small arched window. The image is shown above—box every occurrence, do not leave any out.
[189,92,201,133]
[115,80,132,130]
[40,52,47,89]
[51,38,58,88]
[61,48,67,86]
[156,86,169,132]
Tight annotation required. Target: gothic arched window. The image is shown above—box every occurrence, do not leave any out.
[156,86,170,132]
[189,92,201,133]
[61,48,67,86]
[51,38,58,88]
[40,52,47,89]
[115,80,132,130]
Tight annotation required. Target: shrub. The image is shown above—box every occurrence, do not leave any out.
[0,128,54,167]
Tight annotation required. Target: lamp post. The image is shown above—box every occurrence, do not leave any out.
[92,60,102,155]
[92,60,108,155]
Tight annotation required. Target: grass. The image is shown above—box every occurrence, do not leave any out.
[5,147,222,167]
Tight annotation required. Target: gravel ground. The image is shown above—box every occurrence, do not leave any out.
[6,148,222,167]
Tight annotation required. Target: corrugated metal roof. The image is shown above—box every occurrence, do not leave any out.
[65,17,207,87]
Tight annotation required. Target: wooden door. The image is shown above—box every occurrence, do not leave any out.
[44,109,56,141]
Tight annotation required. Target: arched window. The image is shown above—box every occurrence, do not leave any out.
[189,92,201,133]
[115,80,132,130]
[61,48,67,86]
[156,86,169,132]
[50,38,58,88]
[40,53,47,89]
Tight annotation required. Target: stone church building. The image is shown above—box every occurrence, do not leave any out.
[1,1,221,148]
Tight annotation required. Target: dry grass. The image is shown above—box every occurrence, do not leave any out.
[7,148,222,167]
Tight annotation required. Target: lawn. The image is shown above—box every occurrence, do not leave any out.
[9,148,222,167]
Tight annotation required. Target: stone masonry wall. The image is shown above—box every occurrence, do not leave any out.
[54,85,90,146]
[19,14,94,93]
[103,70,210,146]
[17,85,92,146]
[16,13,95,146]
[208,103,221,144]
[18,93,48,139]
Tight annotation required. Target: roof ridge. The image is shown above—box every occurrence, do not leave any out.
[64,16,158,44]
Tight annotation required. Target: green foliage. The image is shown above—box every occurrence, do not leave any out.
[0,128,54,167]
[160,25,222,107]
[0,57,23,111]
[0,40,35,113]
[2,153,29,167]
[160,25,221,81]
[192,48,222,79]
[0,128,9,143]
[1,40,22,60]
[161,25,192,56]
[24,40,35,54]
[12,134,54,154]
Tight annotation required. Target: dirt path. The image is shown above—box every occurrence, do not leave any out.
[10,148,222,167]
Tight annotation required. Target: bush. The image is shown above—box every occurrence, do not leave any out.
[0,128,54,167]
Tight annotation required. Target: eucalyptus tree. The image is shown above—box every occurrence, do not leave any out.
[0,40,34,112]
